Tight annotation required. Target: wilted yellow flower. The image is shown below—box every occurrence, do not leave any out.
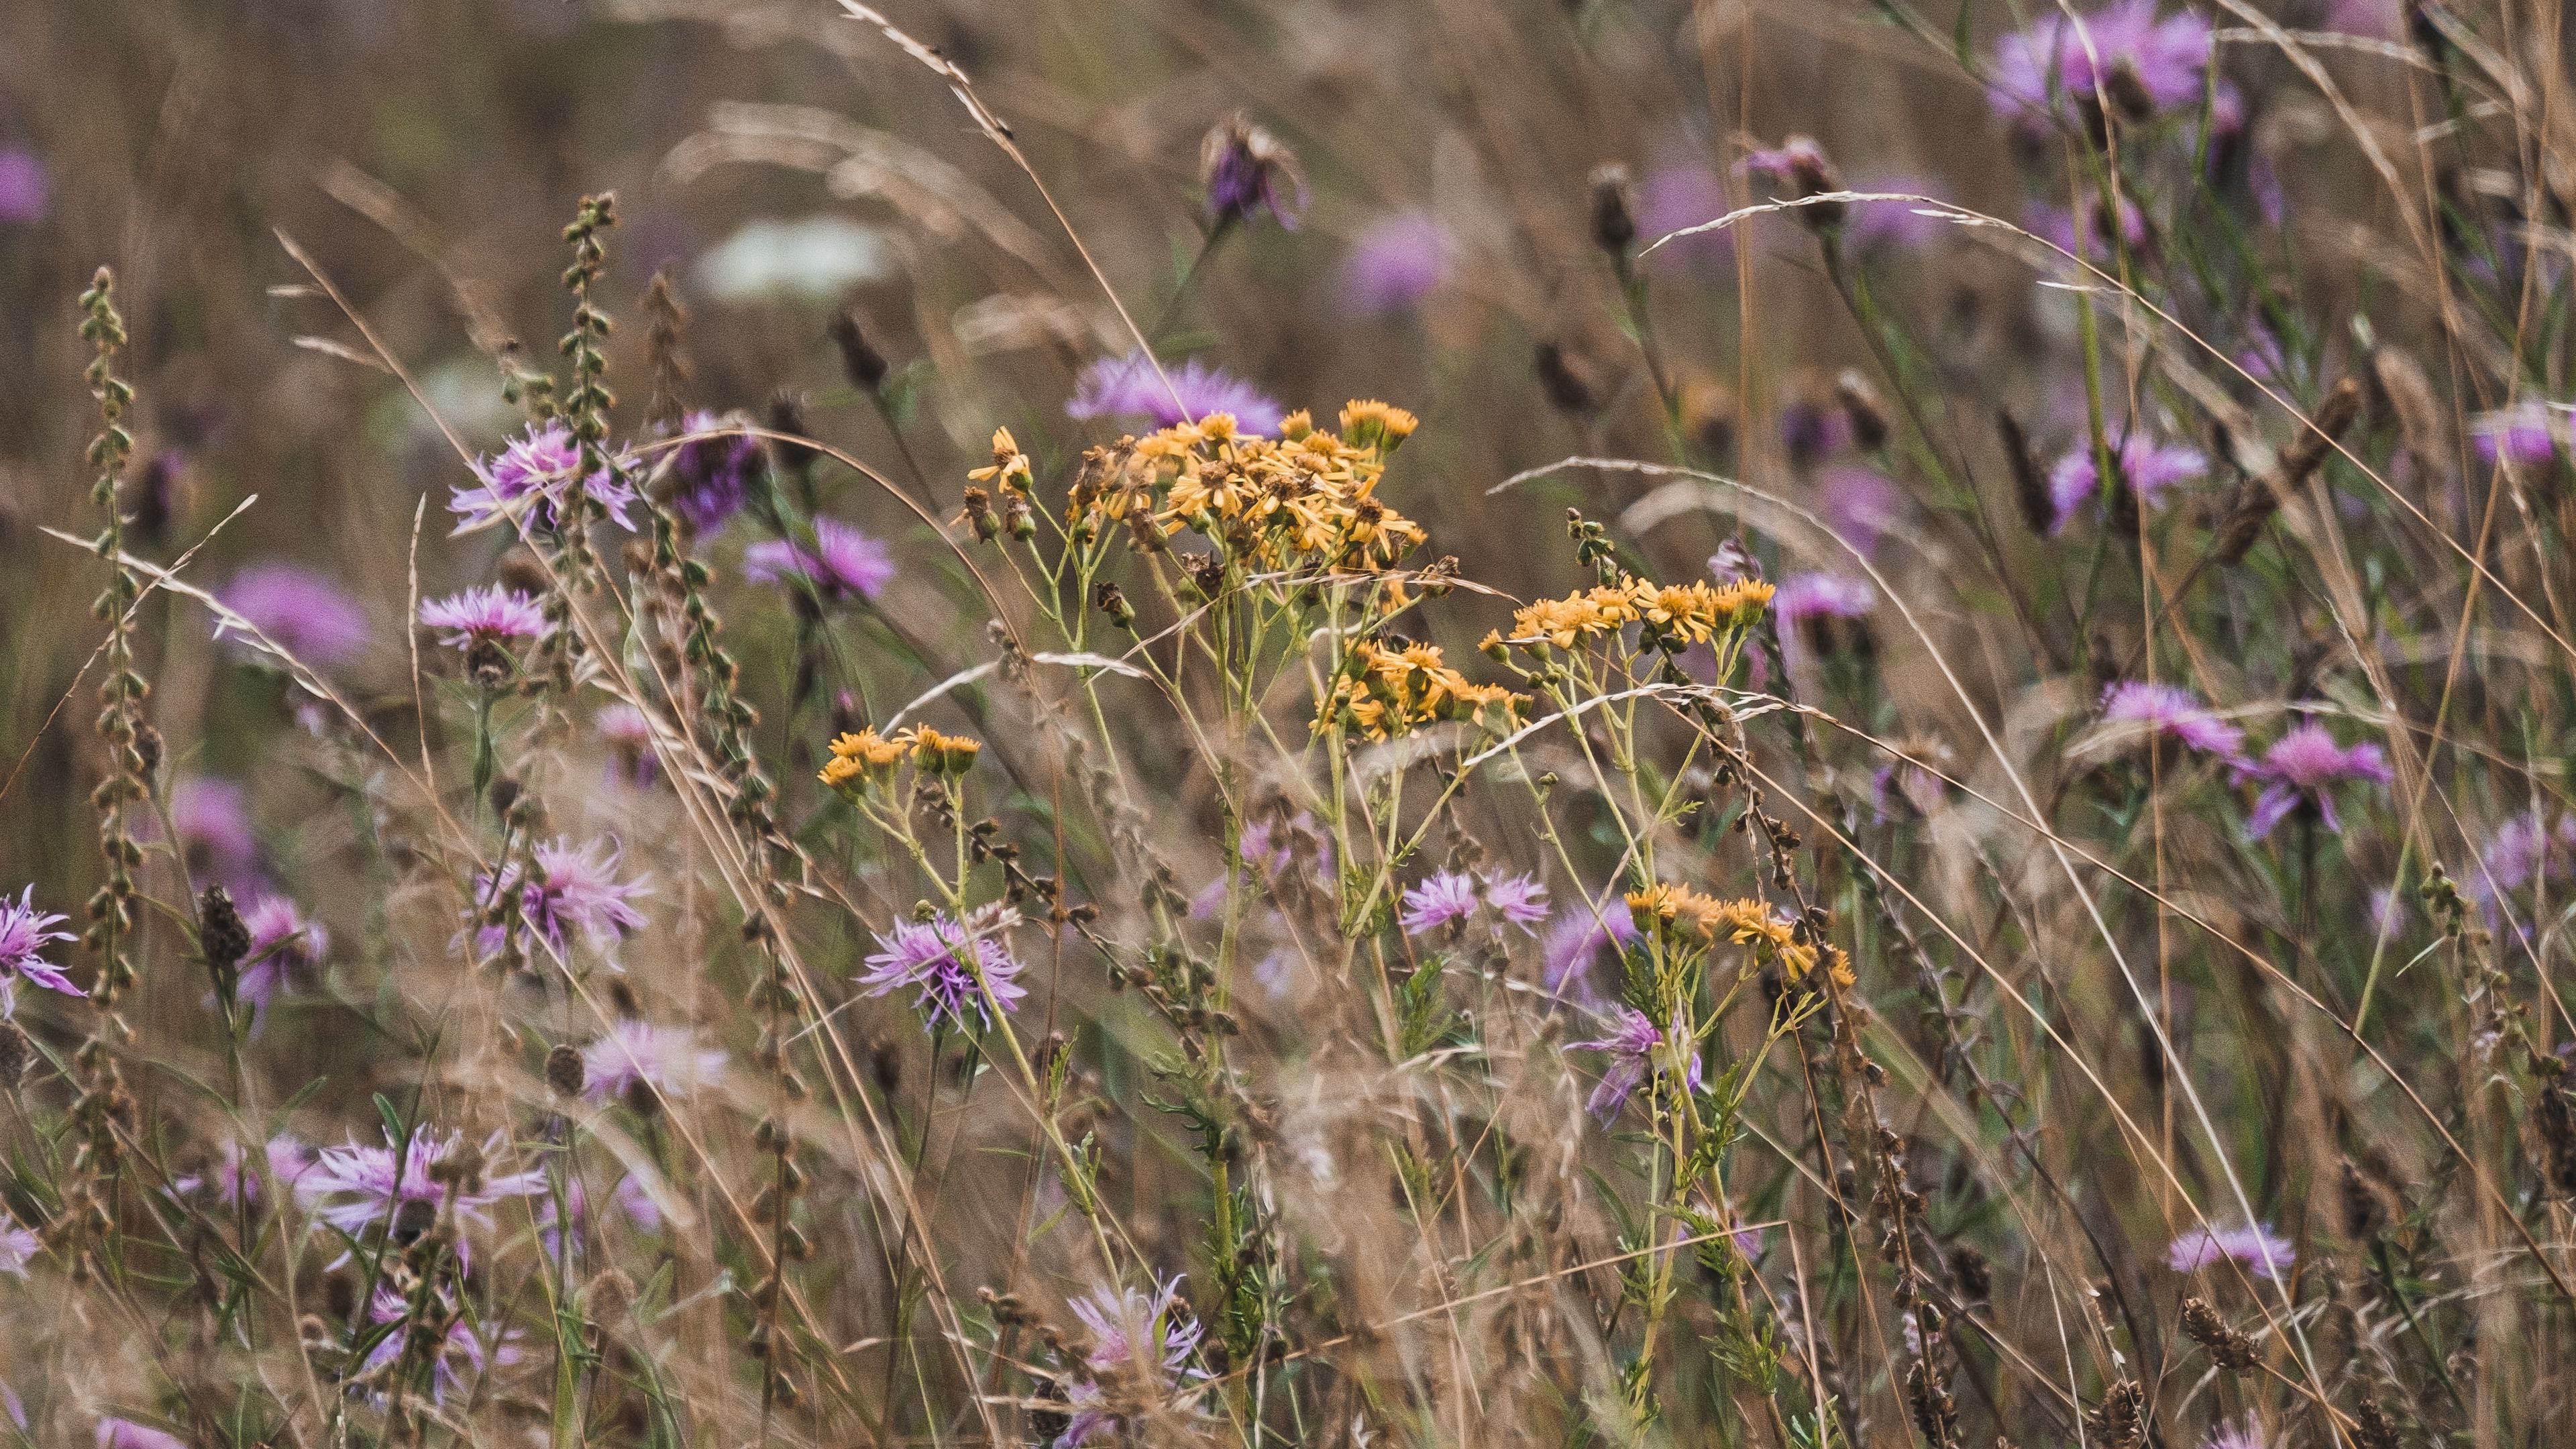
[965,427,1034,493]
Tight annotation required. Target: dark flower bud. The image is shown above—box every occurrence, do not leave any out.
[961,486,1000,542]
[1534,340,1604,415]
[828,309,890,393]
[199,885,248,1001]
[1587,162,1637,258]
[1835,370,1890,453]
[764,391,818,478]
[545,1042,586,1099]
[1094,582,1134,629]
[1199,113,1307,230]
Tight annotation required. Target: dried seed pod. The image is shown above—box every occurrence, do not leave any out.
[2353,1391,2401,1449]
[2084,1380,2145,1449]
[545,1042,586,1099]
[2180,1295,2259,1371]
[1588,162,1638,257]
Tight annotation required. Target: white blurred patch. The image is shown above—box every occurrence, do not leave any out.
[695,216,895,302]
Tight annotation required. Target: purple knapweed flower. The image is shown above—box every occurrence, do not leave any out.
[164,775,258,892]
[583,1019,727,1107]
[2473,809,2576,912]
[1568,1006,1703,1121]
[0,146,46,225]
[1819,464,1902,558]
[1739,137,1836,196]
[2027,196,2150,258]
[472,837,651,963]
[861,906,1028,1030]
[2099,680,2246,761]
[1057,1275,1210,1448]
[1777,395,1851,467]
[596,703,661,790]
[1187,816,1328,918]
[2241,721,2392,840]
[1542,897,1638,1001]
[1340,209,1454,315]
[0,887,78,1014]
[2166,1222,2295,1282]
[237,895,327,1021]
[1871,759,1947,820]
[1774,571,1876,627]
[418,584,548,649]
[2469,402,2561,469]
[216,563,372,667]
[0,1213,38,1277]
[1066,353,1286,436]
[361,1286,521,1402]
[2047,435,2208,532]
[451,421,639,535]
[1990,1,2214,130]
[666,409,763,533]
[743,517,895,604]
[2203,1416,2267,1449]
[97,1420,191,1449]
[1398,870,1549,936]
[1635,162,1736,266]
[176,1134,313,1208]
[297,1126,545,1252]
[1845,174,1947,250]
[1200,113,1306,230]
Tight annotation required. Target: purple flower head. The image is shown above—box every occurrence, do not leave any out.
[2047,434,2208,532]
[452,421,639,535]
[2165,1222,2295,1282]
[2027,196,2150,258]
[1819,464,1902,559]
[176,1134,313,1208]
[2099,680,2245,761]
[297,1126,545,1256]
[0,146,47,225]
[1199,113,1307,230]
[666,409,764,533]
[1398,870,1550,937]
[216,563,372,667]
[1057,1275,1210,1448]
[0,1212,38,1278]
[1777,395,1851,467]
[472,837,651,964]
[1568,1006,1704,1121]
[583,1019,728,1107]
[596,703,661,790]
[1635,163,1736,267]
[2326,0,2399,37]
[1774,571,1876,626]
[2241,720,2392,839]
[0,886,78,1013]
[2472,810,2576,910]
[1542,897,1639,1001]
[1739,137,1838,199]
[419,584,549,649]
[97,1421,191,1449]
[1341,209,1454,315]
[362,1286,522,1402]
[743,517,895,604]
[2202,1416,2267,1449]
[1189,815,1328,918]
[2469,402,2561,469]
[1871,760,1947,821]
[862,905,1027,1030]
[1845,174,1947,250]
[1990,0,2214,130]
[168,776,258,889]
[237,894,328,1021]
[1067,352,1287,436]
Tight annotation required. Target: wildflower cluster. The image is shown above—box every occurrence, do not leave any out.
[1314,637,1520,741]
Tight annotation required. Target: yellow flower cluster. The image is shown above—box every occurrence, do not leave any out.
[1316,638,1523,741]
[1623,883,1855,986]
[1496,577,1774,654]
[1070,401,1428,577]
[818,725,984,795]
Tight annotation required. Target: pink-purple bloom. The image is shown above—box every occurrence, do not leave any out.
[2047,434,2209,532]
[1990,1,2215,130]
[1398,870,1550,936]
[2099,681,2245,761]
[1568,1006,1703,1121]
[1774,571,1876,626]
[2473,810,2576,910]
[1845,174,1947,250]
[0,1213,38,1277]
[1340,209,1454,315]
[596,703,661,790]
[362,1285,521,1402]
[216,563,372,667]
[861,906,1028,1030]
[2166,1222,2295,1282]
[1542,897,1638,1000]
[419,584,549,649]
[2240,721,2392,839]
[1635,162,1736,266]
[96,1420,190,1449]
[472,837,651,963]
[743,517,895,604]
[0,146,47,224]
[452,421,640,535]
[1056,1275,1210,1448]
[582,1019,727,1106]
[1819,464,1902,558]
[2202,1416,2268,1449]
[2027,195,2151,258]
[666,409,764,533]
[176,1134,314,1208]
[297,1126,545,1249]
[167,776,258,889]
[1067,353,1286,436]
[2469,402,2561,468]
[0,886,78,1013]
[237,895,327,1020]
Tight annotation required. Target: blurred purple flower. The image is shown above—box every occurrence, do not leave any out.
[2469,402,2560,468]
[1845,175,1947,250]
[1191,816,1330,918]
[2166,1222,2295,1281]
[2027,196,2149,258]
[862,906,1027,1030]
[1774,571,1876,626]
[1778,396,1851,467]
[596,703,661,790]
[1870,759,1947,820]
[176,1134,313,1208]
[0,886,78,1014]
[97,1420,190,1449]
[2047,435,2208,531]
[472,837,651,963]
[1057,1275,1209,1448]
[2099,680,2245,761]
[2326,0,2400,38]
[452,421,639,535]
[237,894,327,1022]
[1067,353,1285,435]
[667,409,763,533]
[1636,163,1736,266]
[583,1019,727,1106]
[362,1286,521,1402]
[1818,464,1902,557]
[743,517,894,604]
[419,584,548,648]
[1542,897,1638,1000]
[1569,1006,1703,1121]
[1739,137,1835,195]
[1340,209,1454,314]
[1991,1,2214,129]
[1201,114,1306,230]
[2203,1416,2267,1449]
[2241,721,2391,839]
[0,1213,37,1277]
[1399,870,1548,936]
[297,1127,545,1252]
[2469,809,2576,914]
[169,777,258,888]
[217,563,372,667]
[0,146,46,224]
